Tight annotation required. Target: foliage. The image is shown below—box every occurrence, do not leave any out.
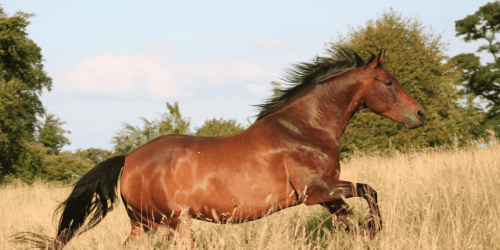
[327,10,483,153]
[35,112,71,155]
[2,141,47,184]
[1,141,91,184]
[0,7,52,180]
[195,118,245,137]
[39,152,93,182]
[74,148,114,165]
[451,1,500,136]
[111,101,246,154]
[111,102,190,155]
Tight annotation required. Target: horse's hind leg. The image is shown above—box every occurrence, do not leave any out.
[123,215,160,246]
[122,212,193,248]
[164,213,194,248]
[122,205,161,246]
[123,220,151,245]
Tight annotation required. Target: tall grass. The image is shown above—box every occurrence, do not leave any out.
[2,134,499,249]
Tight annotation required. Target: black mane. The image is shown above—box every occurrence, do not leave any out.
[254,48,375,121]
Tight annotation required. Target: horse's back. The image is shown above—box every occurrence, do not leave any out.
[124,133,249,168]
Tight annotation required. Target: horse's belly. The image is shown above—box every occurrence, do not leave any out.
[178,169,295,221]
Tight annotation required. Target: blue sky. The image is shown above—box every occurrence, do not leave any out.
[1,0,491,151]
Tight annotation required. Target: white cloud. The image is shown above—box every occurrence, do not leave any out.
[56,45,276,99]
[58,52,183,99]
[253,37,299,49]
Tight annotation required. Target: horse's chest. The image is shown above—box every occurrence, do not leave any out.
[290,145,335,169]
[287,145,340,186]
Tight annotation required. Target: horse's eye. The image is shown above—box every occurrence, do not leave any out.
[385,80,393,86]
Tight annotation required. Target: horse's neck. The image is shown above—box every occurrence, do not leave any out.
[264,78,363,143]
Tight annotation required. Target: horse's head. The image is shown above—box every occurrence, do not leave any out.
[361,49,425,129]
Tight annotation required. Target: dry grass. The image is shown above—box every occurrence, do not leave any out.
[2,135,499,250]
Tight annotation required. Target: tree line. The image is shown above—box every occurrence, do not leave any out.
[1,4,498,183]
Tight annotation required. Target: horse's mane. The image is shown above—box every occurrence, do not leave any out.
[254,47,375,121]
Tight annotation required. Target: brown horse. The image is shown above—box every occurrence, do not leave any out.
[13,48,425,249]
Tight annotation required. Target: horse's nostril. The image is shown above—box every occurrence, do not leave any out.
[416,110,425,120]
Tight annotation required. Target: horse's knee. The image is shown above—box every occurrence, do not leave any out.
[356,183,378,202]
[323,200,352,215]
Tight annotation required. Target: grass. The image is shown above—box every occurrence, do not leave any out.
[2,135,499,249]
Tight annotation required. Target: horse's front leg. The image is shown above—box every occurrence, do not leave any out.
[322,199,357,231]
[306,180,382,238]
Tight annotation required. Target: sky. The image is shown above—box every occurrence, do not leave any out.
[1,0,492,151]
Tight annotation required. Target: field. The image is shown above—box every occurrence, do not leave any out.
[1,135,499,250]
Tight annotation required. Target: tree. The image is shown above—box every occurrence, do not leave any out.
[74,148,113,165]
[195,118,245,137]
[328,10,483,153]
[0,141,92,184]
[451,1,500,136]
[0,7,52,180]
[111,102,190,155]
[40,152,93,182]
[35,112,71,155]
[2,141,47,183]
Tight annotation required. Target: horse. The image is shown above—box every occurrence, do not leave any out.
[13,48,425,249]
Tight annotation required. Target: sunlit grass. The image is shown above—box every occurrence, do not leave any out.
[2,134,499,249]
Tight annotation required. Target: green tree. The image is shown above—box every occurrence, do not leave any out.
[195,118,245,137]
[0,7,52,180]
[2,141,47,183]
[451,1,500,136]
[35,112,71,155]
[328,10,483,152]
[111,102,190,155]
[0,141,92,184]
[40,152,93,182]
[74,148,113,165]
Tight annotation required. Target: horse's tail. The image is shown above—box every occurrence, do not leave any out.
[11,155,126,250]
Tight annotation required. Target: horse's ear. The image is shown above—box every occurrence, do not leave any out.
[368,49,386,68]
[377,49,386,66]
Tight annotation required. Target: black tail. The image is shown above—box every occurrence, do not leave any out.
[11,155,126,250]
